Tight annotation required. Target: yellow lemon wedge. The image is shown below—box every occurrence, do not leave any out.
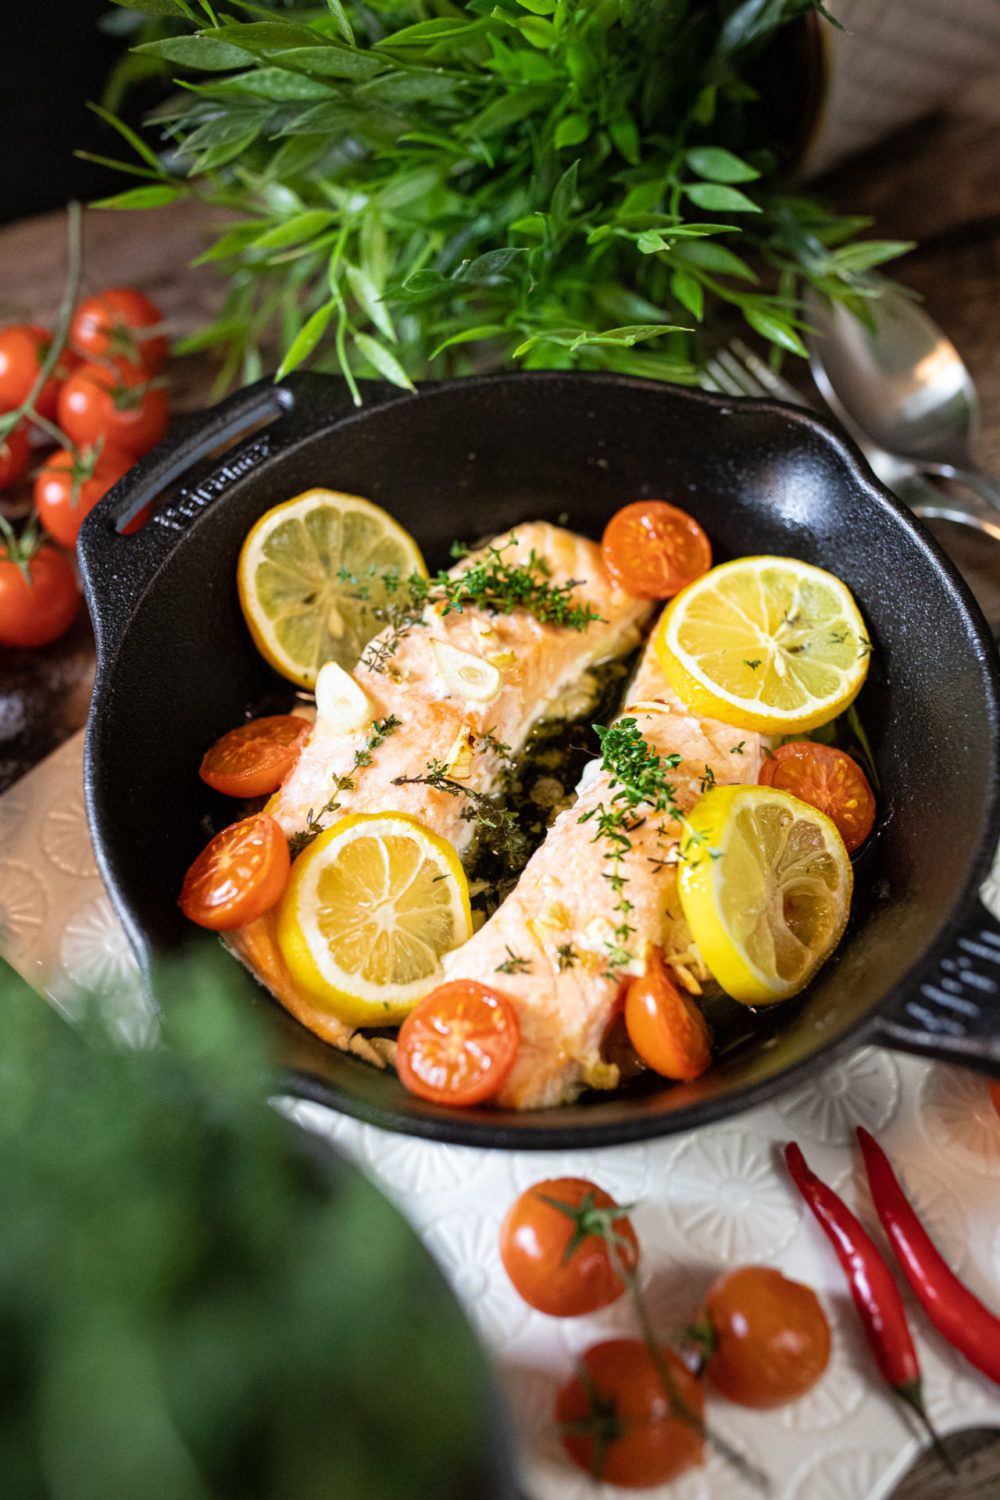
[654,555,870,733]
[275,811,472,1027]
[677,785,853,1006]
[237,488,427,688]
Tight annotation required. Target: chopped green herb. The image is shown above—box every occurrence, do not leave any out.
[495,947,531,976]
[743,659,762,671]
[730,741,746,755]
[555,944,579,972]
[288,715,401,859]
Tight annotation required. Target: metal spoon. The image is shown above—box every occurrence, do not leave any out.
[805,282,1000,523]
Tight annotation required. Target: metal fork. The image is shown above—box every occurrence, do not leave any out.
[700,339,1000,541]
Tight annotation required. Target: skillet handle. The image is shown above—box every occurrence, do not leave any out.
[76,373,367,658]
[871,889,1000,1076]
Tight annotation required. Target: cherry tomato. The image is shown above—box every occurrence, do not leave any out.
[556,1338,705,1488]
[758,741,876,853]
[57,360,168,458]
[0,422,31,489]
[0,324,79,421]
[199,715,312,799]
[0,542,80,647]
[34,444,134,548]
[602,500,712,599]
[500,1177,639,1316]
[396,980,520,1106]
[70,288,168,374]
[990,1079,1000,1119]
[700,1265,831,1409]
[625,946,713,1081]
[179,813,290,931]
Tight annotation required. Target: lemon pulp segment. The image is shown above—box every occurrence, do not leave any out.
[276,812,472,1027]
[678,785,852,1006]
[655,555,870,733]
[238,489,426,688]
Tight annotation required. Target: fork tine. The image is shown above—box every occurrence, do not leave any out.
[714,346,768,399]
[728,338,815,408]
[700,354,747,399]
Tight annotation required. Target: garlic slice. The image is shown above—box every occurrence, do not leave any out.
[315,660,371,734]
[430,639,502,704]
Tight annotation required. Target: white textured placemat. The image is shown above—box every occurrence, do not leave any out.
[3,731,1000,1499]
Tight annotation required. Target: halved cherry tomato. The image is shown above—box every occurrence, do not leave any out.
[0,324,79,421]
[758,741,876,853]
[396,980,520,1106]
[699,1265,831,1409]
[34,443,134,548]
[500,1177,639,1316]
[199,715,311,798]
[70,288,168,374]
[990,1080,1000,1119]
[556,1338,705,1487]
[624,946,713,1081]
[179,813,290,931]
[601,500,712,599]
[0,542,80,647]
[0,422,31,489]
[57,360,168,458]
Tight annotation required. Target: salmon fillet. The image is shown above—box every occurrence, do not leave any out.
[440,637,770,1109]
[225,522,652,1046]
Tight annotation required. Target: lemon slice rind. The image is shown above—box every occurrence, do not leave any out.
[678,784,853,1007]
[238,488,427,689]
[655,555,870,734]
[276,811,472,1027]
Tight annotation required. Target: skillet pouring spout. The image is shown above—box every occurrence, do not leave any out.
[78,371,1000,1146]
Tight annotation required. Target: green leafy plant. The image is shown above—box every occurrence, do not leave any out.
[0,954,507,1500]
[94,0,911,396]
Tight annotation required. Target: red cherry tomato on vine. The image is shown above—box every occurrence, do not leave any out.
[602,500,712,599]
[0,422,31,489]
[624,946,713,1081]
[699,1265,831,1409]
[57,360,168,458]
[70,288,168,374]
[0,324,79,421]
[34,444,134,548]
[199,715,312,799]
[556,1338,705,1488]
[396,980,520,1106]
[180,813,290,931]
[758,741,876,853]
[500,1177,639,1316]
[0,543,80,647]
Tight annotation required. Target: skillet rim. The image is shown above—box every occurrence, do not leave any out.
[81,370,1000,1146]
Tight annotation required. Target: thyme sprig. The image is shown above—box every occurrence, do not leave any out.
[392,735,529,874]
[288,714,401,859]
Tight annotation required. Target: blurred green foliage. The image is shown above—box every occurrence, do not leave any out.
[0,956,509,1500]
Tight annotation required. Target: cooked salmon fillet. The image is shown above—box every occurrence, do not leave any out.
[225,522,652,1046]
[440,637,770,1108]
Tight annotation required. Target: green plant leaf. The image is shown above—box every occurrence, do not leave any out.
[208,21,320,53]
[430,324,506,358]
[670,269,703,321]
[345,263,395,341]
[106,0,194,14]
[671,239,758,281]
[209,67,338,100]
[91,183,184,209]
[637,230,668,254]
[572,324,679,349]
[685,183,762,213]
[378,16,480,45]
[86,101,164,171]
[554,114,589,149]
[517,0,557,12]
[250,209,335,250]
[135,36,254,69]
[686,145,760,183]
[608,113,640,166]
[509,14,559,48]
[277,301,335,377]
[454,248,527,284]
[742,305,807,355]
[550,159,579,227]
[324,0,355,45]
[271,45,382,78]
[354,332,416,389]
[823,239,914,273]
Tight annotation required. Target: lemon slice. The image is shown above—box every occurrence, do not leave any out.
[275,811,473,1026]
[677,785,852,1006]
[654,556,870,733]
[237,489,427,688]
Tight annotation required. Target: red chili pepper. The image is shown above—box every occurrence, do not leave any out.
[857,1126,1000,1388]
[784,1142,951,1467]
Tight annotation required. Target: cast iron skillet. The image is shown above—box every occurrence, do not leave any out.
[78,371,1000,1148]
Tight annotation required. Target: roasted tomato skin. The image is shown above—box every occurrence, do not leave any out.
[556,1338,705,1488]
[396,980,520,1106]
[0,543,80,648]
[71,288,168,374]
[701,1265,831,1409]
[180,814,290,931]
[758,741,876,853]
[500,1177,639,1316]
[602,500,712,599]
[199,715,311,798]
[624,947,713,1081]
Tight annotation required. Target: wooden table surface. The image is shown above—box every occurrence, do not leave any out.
[2,103,998,791]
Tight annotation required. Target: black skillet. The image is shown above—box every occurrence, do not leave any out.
[78,371,1000,1148]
